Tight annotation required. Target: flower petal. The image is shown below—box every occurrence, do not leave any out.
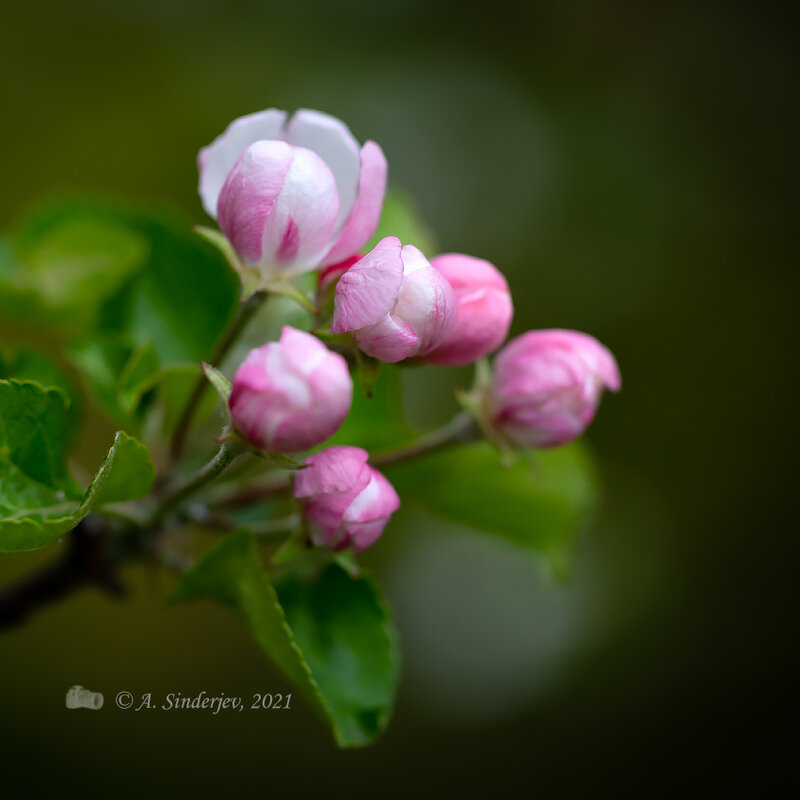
[198,108,288,219]
[330,236,404,333]
[352,313,419,362]
[259,146,340,276]
[217,140,294,264]
[294,446,370,496]
[424,287,512,366]
[321,141,388,267]
[278,325,330,376]
[343,469,400,524]
[285,108,361,236]
[342,469,401,552]
[431,253,509,293]
[229,342,311,450]
[393,261,457,355]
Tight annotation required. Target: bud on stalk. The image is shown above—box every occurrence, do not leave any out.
[294,446,400,552]
[486,329,621,448]
[229,326,352,453]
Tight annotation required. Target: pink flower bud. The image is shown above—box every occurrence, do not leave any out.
[229,326,352,453]
[330,236,457,362]
[423,253,514,366]
[487,329,621,448]
[198,108,387,284]
[294,446,400,552]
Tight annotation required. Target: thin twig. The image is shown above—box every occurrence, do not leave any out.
[1,406,481,631]
[212,472,293,510]
[183,504,298,540]
[0,518,126,630]
[169,291,266,463]
[211,412,481,509]
[370,412,480,467]
[150,443,239,528]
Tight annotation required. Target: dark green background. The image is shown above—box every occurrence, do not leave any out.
[1,0,796,794]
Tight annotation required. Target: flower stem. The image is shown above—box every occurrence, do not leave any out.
[169,291,266,462]
[211,471,293,510]
[209,412,482,510]
[183,505,298,540]
[370,411,480,467]
[151,443,238,527]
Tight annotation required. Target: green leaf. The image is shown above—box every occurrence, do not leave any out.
[69,335,155,429]
[9,196,241,365]
[172,531,398,747]
[385,440,599,578]
[2,209,147,329]
[0,379,75,491]
[367,188,438,255]
[80,430,156,509]
[112,211,240,364]
[0,379,155,552]
[201,362,231,405]
[275,562,398,746]
[0,379,79,551]
[0,346,82,442]
[70,333,203,439]
[194,225,242,274]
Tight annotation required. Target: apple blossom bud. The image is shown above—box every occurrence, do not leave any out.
[229,326,352,452]
[423,253,514,366]
[294,446,400,552]
[330,236,457,362]
[487,329,621,448]
[199,108,387,285]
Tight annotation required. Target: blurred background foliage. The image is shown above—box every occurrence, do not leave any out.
[0,0,796,794]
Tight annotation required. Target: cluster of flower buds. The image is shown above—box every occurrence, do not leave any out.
[200,108,621,553]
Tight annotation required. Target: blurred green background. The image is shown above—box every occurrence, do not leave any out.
[1,0,796,793]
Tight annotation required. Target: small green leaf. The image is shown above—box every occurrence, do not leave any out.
[70,333,201,437]
[0,379,75,492]
[116,343,160,414]
[275,562,397,747]
[367,188,438,255]
[201,362,232,405]
[0,346,82,442]
[194,225,242,274]
[70,335,157,429]
[0,379,80,551]
[332,550,361,577]
[385,440,599,578]
[80,431,156,510]
[0,379,155,552]
[172,531,398,747]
